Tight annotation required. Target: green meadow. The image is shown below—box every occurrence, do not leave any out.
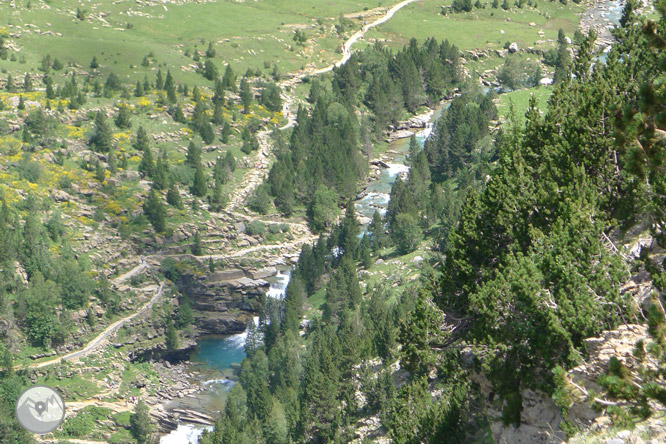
[0,0,393,85]
[363,0,584,51]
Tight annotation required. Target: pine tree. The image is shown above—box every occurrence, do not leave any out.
[392,213,422,254]
[368,210,386,251]
[221,121,232,144]
[191,99,207,131]
[191,166,207,197]
[91,111,112,152]
[165,317,178,350]
[95,160,105,182]
[203,59,219,80]
[155,69,164,90]
[554,29,571,84]
[173,104,186,123]
[206,41,216,58]
[5,74,14,92]
[152,150,169,190]
[114,105,132,129]
[23,73,32,92]
[222,64,237,91]
[338,202,360,259]
[143,189,166,232]
[138,146,155,178]
[192,231,203,256]
[165,70,177,103]
[360,234,373,269]
[134,125,150,152]
[260,82,282,112]
[399,291,445,376]
[130,400,153,444]
[2,346,13,376]
[186,140,201,167]
[166,182,183,209]
[200,122,215,144]
[240,77,252,114]
[134,80,144,97]
[213,101,225,125]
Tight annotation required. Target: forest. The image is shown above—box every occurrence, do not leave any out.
[198,1,666,442]
[0,0,664,442]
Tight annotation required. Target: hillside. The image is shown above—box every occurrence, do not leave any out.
[0,0,664,443]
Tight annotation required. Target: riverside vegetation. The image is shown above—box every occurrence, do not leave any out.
[0,0,664,443]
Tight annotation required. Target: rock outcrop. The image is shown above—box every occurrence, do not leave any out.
[176,268,270,335]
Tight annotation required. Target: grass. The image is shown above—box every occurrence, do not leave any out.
[497,84,554,123]
[0,0,394,86]
[363,0,585,52]
[37,374,101,401]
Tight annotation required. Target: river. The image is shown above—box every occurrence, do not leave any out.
[159,271,290,442]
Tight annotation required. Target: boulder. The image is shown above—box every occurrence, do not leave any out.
[205,269,246,282]
[248,267,277,280]
[508,42,519,53]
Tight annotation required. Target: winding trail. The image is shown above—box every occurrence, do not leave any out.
[225,0,421,212]
[22,283,164,370]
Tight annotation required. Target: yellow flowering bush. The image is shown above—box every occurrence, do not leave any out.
[0,136,22,155]
[113,132,131,142]
[137,97,152,108]
[66,125,85,140]
[106,201,122,215]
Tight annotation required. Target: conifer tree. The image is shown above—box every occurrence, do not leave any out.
[155,69,164,90]
[165,70,177,103]
[143,189,166,232]
[134,126,150,152]
[222,64,237,91]
[114,105,132,129]
[130,400,153,444]
[554,29,571,84]
[213,101,224,125]
[191,165,207,197]
[213,79,225,104]
[200,122,215,144]
[240,77,252,114]
[186,140,202,167]
[5,74,14,92]
[203,59,218,81]
[23,73,32,92]
[206,41,216,58]
[152,150,169,190]
[166,182,183,209]
[138,146,155,178]
[165,317,178,350]
[338,202,360,259]
[91,111,112,152]
[134,80,144,97]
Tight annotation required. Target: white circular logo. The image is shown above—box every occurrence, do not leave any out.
[15,385,65,434]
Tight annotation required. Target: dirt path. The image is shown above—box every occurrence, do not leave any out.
[225,0,421,212]
[113,260,149,284]
[22,283,164,370]
[312,0,421,76]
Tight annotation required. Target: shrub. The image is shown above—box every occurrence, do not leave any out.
[246,220,266,236]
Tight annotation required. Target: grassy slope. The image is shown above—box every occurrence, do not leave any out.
[0,0,393,84]
[362,0,584,51]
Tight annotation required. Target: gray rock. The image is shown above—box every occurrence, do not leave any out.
[508,42,519,53]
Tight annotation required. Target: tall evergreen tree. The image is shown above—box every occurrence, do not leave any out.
[130,400,153,444]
